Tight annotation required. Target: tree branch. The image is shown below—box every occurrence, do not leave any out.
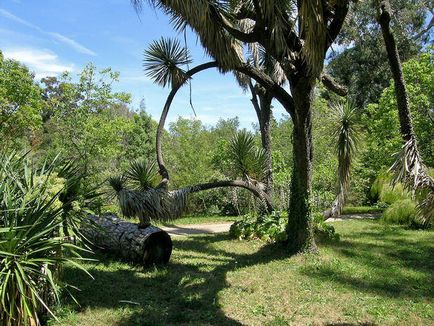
[184,179,273,212]
[321,73,348,96]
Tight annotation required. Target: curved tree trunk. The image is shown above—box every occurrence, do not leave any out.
[156,61,218,181]
[184,179,273,212]
[82,214,173,266]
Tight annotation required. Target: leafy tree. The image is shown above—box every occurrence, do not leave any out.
[0,51,43,150]
[134,0,351,252]
[328,0,432,107]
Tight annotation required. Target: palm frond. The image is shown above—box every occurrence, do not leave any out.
[125,159,159,191]
[143,37,192,88]
[229,130,267,181]
[332,101,359,197]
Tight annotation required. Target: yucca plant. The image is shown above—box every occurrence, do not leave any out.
[324,102,360,219]
[0,153,91,325]
[229,130,267,183]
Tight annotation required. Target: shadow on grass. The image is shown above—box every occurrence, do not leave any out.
[61,233,288,326]
[304,221,434,299]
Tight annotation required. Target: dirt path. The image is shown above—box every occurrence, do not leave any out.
[161,213,381,236]
[161,222,233,236]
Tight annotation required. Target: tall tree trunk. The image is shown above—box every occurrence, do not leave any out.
[258,92,273,197]
[377,0,414,142]
[286,78,317,253]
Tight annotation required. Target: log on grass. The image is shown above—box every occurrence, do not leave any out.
[82,213,172,266]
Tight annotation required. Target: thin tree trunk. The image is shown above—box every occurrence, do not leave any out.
[258,92,273,198]
[286,78,317,253]
[248,81,273,198]
[156,61,218,181]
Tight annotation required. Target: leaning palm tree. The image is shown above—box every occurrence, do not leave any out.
[376,0,434,225]
[133,0,351,253]
[109,150,271,227]
[324,102,359,219]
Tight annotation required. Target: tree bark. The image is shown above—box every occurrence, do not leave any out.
[286,77,317,253]
[248,81,273,198]
[377,0,414,142]
[184,179,273,213]
[82,214,173,266]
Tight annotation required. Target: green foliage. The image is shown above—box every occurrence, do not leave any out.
[370,172,411,204]
[229,211,287,243]
[0,153,91,325]
[143,37,192,88]
[229,129,266,181]
[230,211,339,243]
[382,199,418,226]
[328,0,429,107]
[362,49,434,174]
[0,52,43,150]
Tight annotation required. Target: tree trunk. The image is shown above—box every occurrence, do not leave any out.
[377,0,414,142]
[249,82,274,198]
[286,78,317,253]
[184,179,273,213]
[258,92,273,198]
[82,214,173,267]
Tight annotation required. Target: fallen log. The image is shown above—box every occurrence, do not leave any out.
[82,213,172,266]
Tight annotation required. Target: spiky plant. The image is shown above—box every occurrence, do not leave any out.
[0,153,91,325]
[325,102,360,218]
[125,159,159,191]
[229,130,267,183]
[143,37,192,88]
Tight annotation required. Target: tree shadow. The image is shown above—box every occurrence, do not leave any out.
[302,223,434,299]
[61,233,288,326]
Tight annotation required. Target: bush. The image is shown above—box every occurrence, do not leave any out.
[0,153,91,325]
[229,212,287,243]
[230,211,339,243]
[382,199,419,226]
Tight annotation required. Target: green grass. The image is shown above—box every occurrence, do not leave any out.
[342,206,385,214]
[51,220,433,326]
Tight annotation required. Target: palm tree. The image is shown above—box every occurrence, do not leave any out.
[109,157,272,226]
[133,0,350,252]
[376,0,434,225]
[324,102,359,219]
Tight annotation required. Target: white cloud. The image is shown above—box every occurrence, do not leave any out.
[0,8,96,56]
[3,48,74,79]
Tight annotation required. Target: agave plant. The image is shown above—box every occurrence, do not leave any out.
[0,153,91,325]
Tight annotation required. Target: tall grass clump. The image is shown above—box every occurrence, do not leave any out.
[0,153,92,325]
[382,199,418,226]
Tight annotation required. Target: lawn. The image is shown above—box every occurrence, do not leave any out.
[52,220,433,325]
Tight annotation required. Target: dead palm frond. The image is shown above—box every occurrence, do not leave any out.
[390,137,434,226]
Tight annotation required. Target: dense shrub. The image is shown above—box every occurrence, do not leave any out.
[0,154,91,324]
[230,212,339,243]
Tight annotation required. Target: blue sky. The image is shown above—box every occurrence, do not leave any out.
[0,0,288,128]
